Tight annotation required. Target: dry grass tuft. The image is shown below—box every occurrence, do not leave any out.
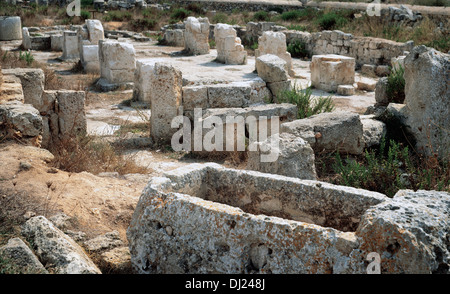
[48,135,150,175]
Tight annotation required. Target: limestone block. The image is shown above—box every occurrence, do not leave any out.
[61,31,79,60]
[21,216,101,274]
[355,190,450,273]
[356,77,377,92]
[182,85,208,111]
[51,34,64,51]
[248,78,273,105]
[403,45,450,161]
[375,77,389,106]
[22,28,32,50]
[2,68,45,109]
[360,115,387,148]
[128,163,387,274]
[255,54,289,83]
[376,65,390,76]
[184,17,210,55]
[0,238,47,274]
[256,31,293,76]
[0,16,22,41]
[81,44,100,73]
[214,23,247,65]
[149,63,183,144]
[162,29,185,47]
[85,19,104,44]
[247,132,317,180]
[0,101,43,138]
[281,111,364,155]
[310,54,355,92]
[133,60,155,104]
[207,83,251,108]
[0,74,24,103]
[56,90,87,138]
[99,40,136,84]
[337,85,355,96]
[361,64,376,76]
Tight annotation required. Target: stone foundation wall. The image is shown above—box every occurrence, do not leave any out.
[285,29,414,66]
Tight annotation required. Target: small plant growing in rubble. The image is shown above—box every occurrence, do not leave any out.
[19,51,34,66]
[386,64,405,103]
[277,85,335,119]
[287,40,310,58]
[331,137,449,197]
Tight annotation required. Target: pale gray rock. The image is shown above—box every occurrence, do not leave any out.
[403,45,450,161]
[84,231,123,252]
[281,111,365,155]
[247,132,317,180]
[21,216,102,274]
[355,190,450,273]
[2,68,45,109]
[128,163,387,274]
[375,77,389,106]
[0,238,48,274]
[361,115,387,148]
[255,54,289,83]
[0,101,43,138]
[0,16,22,41]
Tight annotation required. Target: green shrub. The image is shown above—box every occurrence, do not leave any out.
[250,42,258,51]
[285,24,307,31]
[287,40,309,58]
[170,8,191,21]
[332,137,449,197]
[316,12,348,30]
[277,85,335,119]
[103,11,132,22]
[130,19,157,31]
[212,13,228,24]
[427,36,450,52]
[281,8,319,21]
[80,10,91,20]
[253,11,269,21]
[386,64,405,103]
[81,0,93,8]
[281,10,303,21]
[186,3,204,14]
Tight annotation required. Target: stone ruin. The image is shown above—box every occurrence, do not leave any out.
[255,31,294,76]
[310,54,355,93]
[214,23,247,65]
[0,16,22,41]
[127,163,450,274]
[97,39,136,91]
[255,54,291,100]
[0,66,87,148]
[78,19,105,74]
[184,17,210,55]
[1,10,449,275]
